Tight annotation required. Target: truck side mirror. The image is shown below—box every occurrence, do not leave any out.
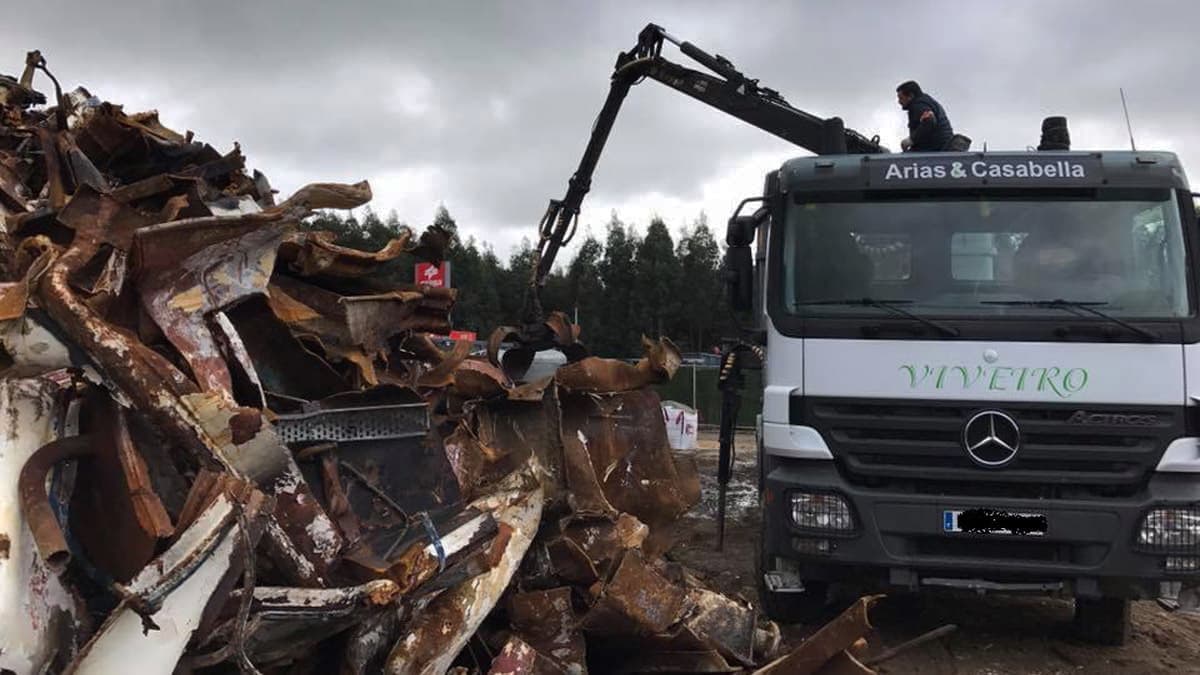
[725,198,768,312]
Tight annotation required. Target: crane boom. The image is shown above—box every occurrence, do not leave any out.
[496,23,886,375]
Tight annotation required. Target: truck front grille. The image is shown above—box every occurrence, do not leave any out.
[801,398,1182,494]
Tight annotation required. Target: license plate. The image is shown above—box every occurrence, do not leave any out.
[943,509,1047,536]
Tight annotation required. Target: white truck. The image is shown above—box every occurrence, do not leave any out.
[737,149,1200,644]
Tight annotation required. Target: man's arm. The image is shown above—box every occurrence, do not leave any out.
[908,101,938,149]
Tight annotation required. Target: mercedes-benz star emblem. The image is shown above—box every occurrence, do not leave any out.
[962,410,1021,467]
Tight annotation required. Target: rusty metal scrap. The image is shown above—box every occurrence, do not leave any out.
[752,596,883,675]
[0,50,876,675]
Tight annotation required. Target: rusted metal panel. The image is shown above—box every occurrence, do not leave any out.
[487,635,540,674]
[225,296,351,402]
[268,273,456,353]
[509,587,587,674]
[581,551,687,637]
[140,225,286,398]
[69,394,173,582]
[680,588,758,667]
[560,513,648,571]
[559,388,697,555]
[546,536,599,586]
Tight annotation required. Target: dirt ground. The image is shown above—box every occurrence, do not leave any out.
[666,430,1200,674]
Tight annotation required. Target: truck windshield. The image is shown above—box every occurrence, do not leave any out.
[781,191,1190,318]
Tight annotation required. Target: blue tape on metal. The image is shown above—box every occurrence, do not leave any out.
[419,512,446,572]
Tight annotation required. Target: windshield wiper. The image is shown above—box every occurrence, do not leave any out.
[797,298,960,337]
[982,299,1159,341]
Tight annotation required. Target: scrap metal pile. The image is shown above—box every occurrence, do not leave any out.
[0,52,852,675]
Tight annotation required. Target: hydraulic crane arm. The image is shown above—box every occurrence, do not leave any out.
[527,23,884,325]
[492,23,885,379]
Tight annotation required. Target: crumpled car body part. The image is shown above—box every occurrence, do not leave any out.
[0,378,78,675]
[200,580,401,667]
[139,225,286,399]
[386,472,544,675]
[67,490,267,675]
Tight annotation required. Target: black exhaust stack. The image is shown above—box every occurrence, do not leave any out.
[1038,116,1071,151]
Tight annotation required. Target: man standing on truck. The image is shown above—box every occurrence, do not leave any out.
[897,80,954,151]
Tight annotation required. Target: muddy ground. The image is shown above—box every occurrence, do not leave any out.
[666,430,1200,674]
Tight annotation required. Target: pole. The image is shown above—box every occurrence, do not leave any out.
[716,348,742,551]
[692,364,697,410]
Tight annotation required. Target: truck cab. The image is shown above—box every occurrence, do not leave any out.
[741,150,1200,644]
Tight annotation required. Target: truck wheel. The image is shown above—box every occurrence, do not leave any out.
[1073,596,1131,646]
[756,525,829,624]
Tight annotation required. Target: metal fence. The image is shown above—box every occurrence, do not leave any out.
[653,365,763,428]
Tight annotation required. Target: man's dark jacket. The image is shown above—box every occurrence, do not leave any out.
[905,92,954,151]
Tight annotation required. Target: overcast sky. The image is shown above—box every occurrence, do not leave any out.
[10,1,1200,260]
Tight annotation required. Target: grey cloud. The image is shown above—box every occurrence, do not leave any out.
[10,1,1200,249]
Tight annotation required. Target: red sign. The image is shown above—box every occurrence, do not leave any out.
[449,330,477,342]
[415,261,451,288]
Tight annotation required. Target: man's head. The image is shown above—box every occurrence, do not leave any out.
[896,80,922,109]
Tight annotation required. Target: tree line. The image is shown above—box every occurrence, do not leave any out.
[304,206,735,358]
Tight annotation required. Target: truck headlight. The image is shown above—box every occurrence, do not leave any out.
[1138,506,1200,550]
[790,492,854,532]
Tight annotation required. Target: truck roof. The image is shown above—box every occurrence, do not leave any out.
[779,150,1189,193]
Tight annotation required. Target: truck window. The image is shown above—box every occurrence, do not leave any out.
[781,192,1190,318]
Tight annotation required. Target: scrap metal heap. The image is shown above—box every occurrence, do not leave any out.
[0,52,879,675]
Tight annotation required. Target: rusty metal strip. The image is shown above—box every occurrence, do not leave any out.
[751,595,882,675]
[277,228,408,278]
[267,180,372,220]
[0,247,55,321]
[554,337,681,393]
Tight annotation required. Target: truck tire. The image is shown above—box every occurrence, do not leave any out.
[756,524,829,624]
[1073,596,1131,646]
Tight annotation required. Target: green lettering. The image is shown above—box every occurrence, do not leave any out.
[1014,367,1031,390]
[1063,368,1088,394]
[1038,367,1065,397]
[900,365,934,388]
[953,366,985,389]
[1026,367,1045,392]
[989,367,1013,390]
[935,366,950,389]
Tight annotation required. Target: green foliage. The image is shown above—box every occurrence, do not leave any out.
[303,207,733,357]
